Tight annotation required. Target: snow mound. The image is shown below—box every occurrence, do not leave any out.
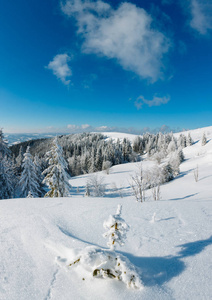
[57,246,143,290]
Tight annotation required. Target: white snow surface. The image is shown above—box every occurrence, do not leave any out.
[1,126,212,299]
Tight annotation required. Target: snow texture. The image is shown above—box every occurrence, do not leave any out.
[0,125,212,299]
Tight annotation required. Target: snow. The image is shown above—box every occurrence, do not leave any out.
[0,126,212,299]
[101,131,139,143]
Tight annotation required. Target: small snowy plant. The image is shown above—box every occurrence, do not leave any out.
[27,191,34,198]
[63,205,142,289]
[103,204,129,251]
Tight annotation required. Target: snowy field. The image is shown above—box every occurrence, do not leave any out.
[0,126,212,299]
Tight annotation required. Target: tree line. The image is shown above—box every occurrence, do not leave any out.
[0,129,207,199]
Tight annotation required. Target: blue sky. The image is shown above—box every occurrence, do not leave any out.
[0,0,212,133]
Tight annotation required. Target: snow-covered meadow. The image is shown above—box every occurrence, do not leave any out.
[0,126,212,299]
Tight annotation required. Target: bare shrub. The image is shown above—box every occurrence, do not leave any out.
[87,175,105,197]
[152,185,161,201]
[130,164,145,202]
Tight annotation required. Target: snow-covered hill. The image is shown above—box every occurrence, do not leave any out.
[0,126,212,299]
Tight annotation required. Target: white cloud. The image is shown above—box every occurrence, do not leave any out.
[67,124,92,131]
[189,0,212,35]
[62,0,171,82]
[135,94,170,109]
[81,124,90,129]
[46,54,72,85]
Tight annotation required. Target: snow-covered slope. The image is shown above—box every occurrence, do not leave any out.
[101,131,139,143]
[0,126,212,299]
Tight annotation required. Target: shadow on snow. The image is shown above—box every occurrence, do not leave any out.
[57,222,212,288]
[119,235,212,286]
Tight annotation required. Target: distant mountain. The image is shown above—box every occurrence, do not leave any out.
[4,133,59,146]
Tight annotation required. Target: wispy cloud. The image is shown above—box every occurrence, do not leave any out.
[46,54,72,85]
[62,0,171,82]
[134,95,170,109]
[189,0,212,35]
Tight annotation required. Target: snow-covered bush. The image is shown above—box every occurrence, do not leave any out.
[64,205,142,289]
[103,205,129,251]
[87,175,105,197]
[66,246,143,289]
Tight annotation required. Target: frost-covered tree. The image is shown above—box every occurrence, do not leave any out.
[103,204,129,251]
[19,146,41,197]
[0,129,15,199]
[15,145,24,174]
[169,152,180,176]
[130,164,145,202]
[42,137,71,197]
[0,157,15,199]
[201,132,207,146]
[177,148,185,163]
[34,155,45,197]
[177,134,186,148]
[102,160,112,174]
[167,137,176,153]
[87,175,105,197]
[186,133,193,146]
[0,129,10,158]
[161,163,174,183]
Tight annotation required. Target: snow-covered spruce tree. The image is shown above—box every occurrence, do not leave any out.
[177,148,185,163]
[19,146,41,197]
[103,204,129,251]
[167,137,177,153]
[169,152,180,177]
[186,133,193,146]
[64,205,142,289]
[34,155,45,197]
[15,145,24,175]
[0,157,15,199]
[161,163,174,183]
[0,129,16,199]
[0,129,10,158]
[201,132,207,146]
[42,137,71,197]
